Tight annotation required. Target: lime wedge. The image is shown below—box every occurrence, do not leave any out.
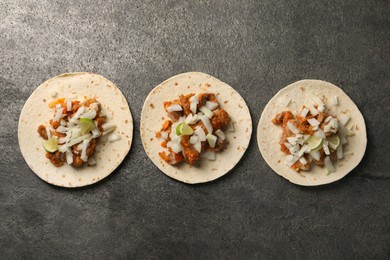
[79,118,96,135]
[43,137,58,153]
[306,136,322,151]
[327,135,340,150]
[176,122,193,136]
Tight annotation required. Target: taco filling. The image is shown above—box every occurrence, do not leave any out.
[272,96,354,173]
[156,93,231,165]
[37,97,119,167]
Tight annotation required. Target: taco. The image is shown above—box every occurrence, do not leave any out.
[18,72,133,187]
[141,72,252,184]
[257,80,367,186]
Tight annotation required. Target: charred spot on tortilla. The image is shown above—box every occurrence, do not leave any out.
[257,79,367,186]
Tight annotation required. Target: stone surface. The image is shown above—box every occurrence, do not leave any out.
[0,0,389,259]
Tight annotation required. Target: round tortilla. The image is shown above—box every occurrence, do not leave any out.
[257,80,367,186]
[18,72,133,188]
[141,72,252,184]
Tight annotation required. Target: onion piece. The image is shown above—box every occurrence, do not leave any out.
[308,118,320,127]
[194,141,202,153]
[285,155,299,167]
[332,96,338,106]
[300,107,309,118]
[205,101,218,111]
[71,106,85,121]
[307,103,319,116]
[194,126,206,141]
[190,135,198,144]
[200,151,216,161]
[88,157,96,165]
[324,116,333,123]
[67,133,92,147]
[314,128,326,139]
[53,107,64,122]
[323,140,330,155]
[206,134,217,148]
[108,133,121,142]
[167,104,183,112]
[309,150,320,161]
[214,129,225,141]
[66,149,73,164]
[339,114,350,125]
[317,105,325,112]
[80,139,91,162]
[160,131,168,140]
[45,127,51,139]
[287,121,300,134]
[80,109,97,120]
[102,123,116,132]
[67,99,72,112]
[199,106,213,119]
[324,156,335,172]
[200,115,213,134]
[171,143,183,153]
[299,157,307,165]
[56,126,67,134]
[227,121,235,132]
[297,145,308,157]
[311,95,324,106]
[287,137,298,145]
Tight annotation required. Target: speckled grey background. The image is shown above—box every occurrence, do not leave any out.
[1,0,389,259]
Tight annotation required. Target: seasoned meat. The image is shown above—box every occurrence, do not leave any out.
[179,94,194,116]
[210,109,230,130]
[164,100,183,122]
[46,151,65,167]
[181,135,200,165]
[37,125,48,140]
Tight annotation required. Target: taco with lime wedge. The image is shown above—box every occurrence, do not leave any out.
[18,72,133,187]
[257,80,367,186]
[141,72,252,184]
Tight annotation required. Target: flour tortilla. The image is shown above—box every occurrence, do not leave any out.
[141,72,252,184]
[257,80,367,186]
[18,72,133,188]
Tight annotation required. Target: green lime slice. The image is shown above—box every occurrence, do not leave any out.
[327,135,340,149]
[79,118,96,135]
[176,122,193,136]
[43,137,58,153]
[306,136,323,151]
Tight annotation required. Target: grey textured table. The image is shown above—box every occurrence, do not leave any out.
[1,0,389,259]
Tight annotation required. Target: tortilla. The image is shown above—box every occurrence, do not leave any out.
[141,72,252,184]
[18,72,133,188]
[257,80,367,186]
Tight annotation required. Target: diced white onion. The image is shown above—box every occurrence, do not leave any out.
[324,156,335,172]
[80,139,90,162]
[102,123,116,132]
[91,128,100,138]
[287,137,298,145]
[309,150,320,161]
[51,91,57,98]
[200,151,216,161]
[200,115,213,134]
[199,106,213,119]
[46,127,51,139]
[53,107,64,122]
[167,104,183,112]
[297,145,308,157]
[285,155,299,167]
[190,102,198,115]
[56,104,62,109]
[308,118,320,127]
[108,133,121,142]
[194,141,202,153]
[56,126,67,134]
[67,99,72,112]
[303,134,310,141]
[72,106,85,120]
[312,126,319,131]
[67,134,92,147]
[317,105,325,112]
[332,96,338,106]
[324,124,332,133]
[325,116,333,123]
[214,129,225,141]
[311,96,324,106]
[206,134,217,148]
[57,145,68,153]
[307,103,319,116]
[60,119,67,126]
[66,149,73,164]
[323,140,330,155]
[190,135,198,144]
[166,141,172,148]
[205,101,218,111]
[339,114,350,125]
[287,121,300,134]
[227,120,235,132]
[300,107,309,118]
[80,109,97,120]
[299,157,307,165]
[171,143,183,153]
[314,128,326,139]
[194,126,206,141]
